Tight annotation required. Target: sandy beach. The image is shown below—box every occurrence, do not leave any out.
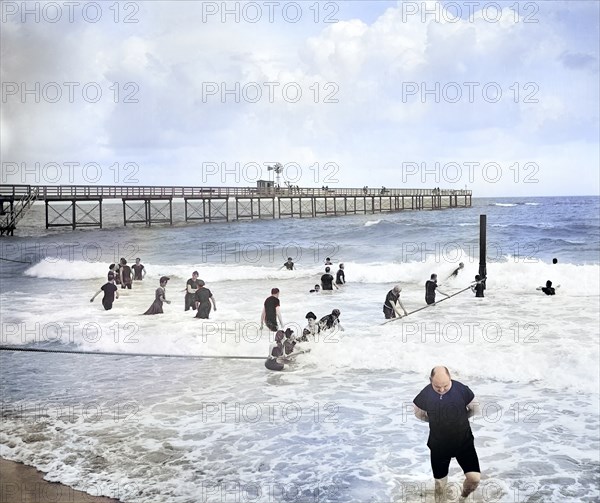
[0,459,120,503]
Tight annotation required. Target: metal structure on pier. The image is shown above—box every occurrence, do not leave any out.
[0,185,472,235]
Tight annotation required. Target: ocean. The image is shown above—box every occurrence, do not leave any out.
[1,196,599,502]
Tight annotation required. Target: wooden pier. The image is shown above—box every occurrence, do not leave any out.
[0,185,472,234]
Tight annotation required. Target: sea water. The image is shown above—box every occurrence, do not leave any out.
[1,196,599,502]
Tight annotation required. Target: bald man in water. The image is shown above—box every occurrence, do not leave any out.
[413,366,481,499]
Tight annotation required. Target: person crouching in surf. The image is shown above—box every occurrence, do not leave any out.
[265,330,286,371]
[283,328,297,356]
[319,309,344,333]
[299,311,320,342]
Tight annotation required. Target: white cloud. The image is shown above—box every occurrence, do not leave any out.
[1,0,598,196]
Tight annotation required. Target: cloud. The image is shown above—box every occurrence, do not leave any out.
[1,1,598,196]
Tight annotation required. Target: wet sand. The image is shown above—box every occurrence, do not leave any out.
[0,458,121,503]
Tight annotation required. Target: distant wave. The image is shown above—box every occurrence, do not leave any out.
[491,202,540,207]
[364,220,381,227]
[23,258,599,287]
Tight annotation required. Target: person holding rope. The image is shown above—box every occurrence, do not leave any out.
[265,330,286,371]
[383,279,483,325]
[383,285,408,319]
[425,274,449,305]
[471,275,486,298]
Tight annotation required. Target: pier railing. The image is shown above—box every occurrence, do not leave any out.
[0,184,472,234]
[0,185,472,200]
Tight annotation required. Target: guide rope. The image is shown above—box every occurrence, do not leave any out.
[0,346,265,360]
[0,257,32,264]
[381,281,481,325]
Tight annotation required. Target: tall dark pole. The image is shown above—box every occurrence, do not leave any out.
[479,214,487,284]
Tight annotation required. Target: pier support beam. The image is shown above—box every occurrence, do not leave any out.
[45,199,102,230]
[206,198,229,222]
[123,199,172,226]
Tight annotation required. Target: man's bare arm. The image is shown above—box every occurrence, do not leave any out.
[466,398,480,418]
[414,404,429,422]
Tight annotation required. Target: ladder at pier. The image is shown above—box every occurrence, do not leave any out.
[0,186,39,236]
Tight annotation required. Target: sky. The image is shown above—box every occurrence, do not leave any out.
[1,0,599,196]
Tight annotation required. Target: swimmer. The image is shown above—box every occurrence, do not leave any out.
[383,285,408,319]
[300,311,320,342]
[425,274,449,305]
[143,276,171,315]
[447,262,464,279]
[319,309,344,332]
[194,279,217,319]
[280,257,295,270]
[132,258,146,280]
[336,263,345,285]
[413,366,481,499]
[265,330,286,371]
[261,288,283,332]
[90,273,119,311]
[471,275,486,298]
[119,258,133,289]
[537,280,557,296]
[283,328,297,355]
[185,271,200,311]
[309,284,321,293]
[321,267,338,291]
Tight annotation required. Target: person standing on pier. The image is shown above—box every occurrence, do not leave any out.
[425,274,449,305]
[261,288,283,332]
[144,276,171,315]
[185,271,200,311]
[132,258,146,281]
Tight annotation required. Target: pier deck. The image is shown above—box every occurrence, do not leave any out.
[0,185,472,234]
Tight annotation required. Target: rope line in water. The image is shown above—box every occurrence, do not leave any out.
[0,346,265,360]
[0,257,32,264]
[381,281,480,325]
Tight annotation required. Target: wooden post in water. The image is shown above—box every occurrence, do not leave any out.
[479,214,487,287]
